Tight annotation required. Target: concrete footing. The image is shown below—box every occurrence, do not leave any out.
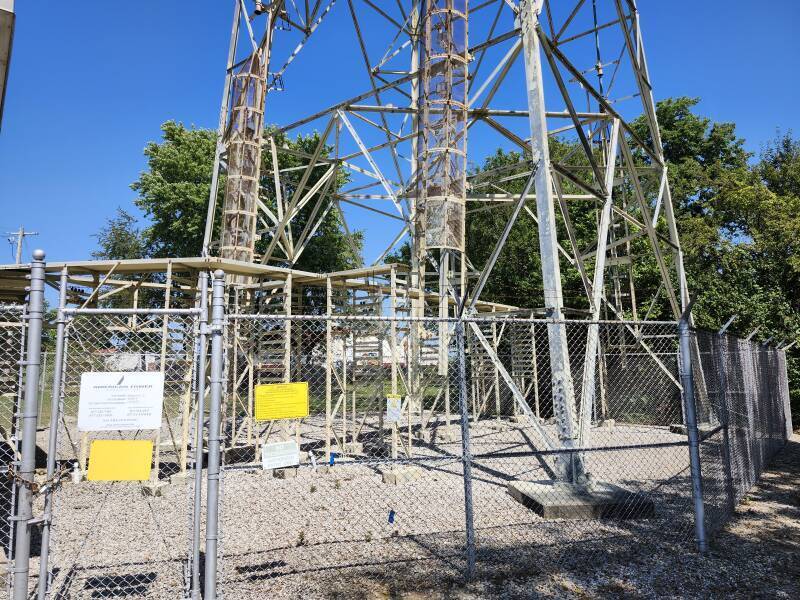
[507,480,655,519]
[274,467,298,479]
[380,466,423,485]
[511,415,544,426]
[342,442,363,455]
[141,482,166,497]
[669,423,716,436]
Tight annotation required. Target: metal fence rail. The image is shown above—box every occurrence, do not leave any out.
[5,265,793,599]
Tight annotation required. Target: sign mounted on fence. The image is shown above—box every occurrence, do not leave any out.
[262,440,301,470]
[385,394,402,423]
[78,371,165,431]
[255,382,309,421]
[87,439,153,481]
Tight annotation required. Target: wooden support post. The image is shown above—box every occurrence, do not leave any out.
[154,261,173,482]
[325,276,333,461]
[492,306,501,420]
[390,267,398,460]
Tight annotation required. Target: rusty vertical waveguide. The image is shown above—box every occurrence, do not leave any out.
[418,0,469,253]
[220,53,267,265]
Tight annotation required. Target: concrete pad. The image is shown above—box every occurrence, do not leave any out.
[507,480,655,520]
[169,471,188,483]
[598,419,616,429]
[380,466,423,485]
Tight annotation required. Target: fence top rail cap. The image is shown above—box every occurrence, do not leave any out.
[63,307,202,316]
[228,313,680,326]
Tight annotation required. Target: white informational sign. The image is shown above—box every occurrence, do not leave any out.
[78,372,165,431]
[385,395,402,423]
[262,440,301,471]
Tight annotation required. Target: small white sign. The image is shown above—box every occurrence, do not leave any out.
[385,395,402,423]
[262,440,300,471]
[78,372,165,431]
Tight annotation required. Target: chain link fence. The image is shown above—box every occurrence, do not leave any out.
[693,329,793,534]
[14,306,792,599]
[33,309,200,599]
[0,304,26,596]
[204,314,793,597]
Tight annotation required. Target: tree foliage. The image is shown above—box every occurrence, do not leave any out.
[96,121,361,275]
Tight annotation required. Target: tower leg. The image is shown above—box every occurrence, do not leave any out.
[519,0,584,482]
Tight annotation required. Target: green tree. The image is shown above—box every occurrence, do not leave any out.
[92,208,147,260]
[98,121,361,274]
[132,121,217,258]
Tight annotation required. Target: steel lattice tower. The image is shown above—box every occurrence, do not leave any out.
[203,0,690,482]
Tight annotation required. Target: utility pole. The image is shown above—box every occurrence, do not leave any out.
[6,225,38,264]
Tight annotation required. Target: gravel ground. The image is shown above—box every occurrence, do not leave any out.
[19,424,797,599]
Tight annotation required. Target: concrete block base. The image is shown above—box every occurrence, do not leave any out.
[507,480,655,520]
[669,423,716,436]
[141,482,166,497]
[380,466,423,485]
[598,419,615,429]
[342,442,364,455]
[417,426,459,443]
[511,414,545,427]
[433,425,460,442]
[274,467,298,479]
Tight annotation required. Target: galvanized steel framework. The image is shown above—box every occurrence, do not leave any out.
[200,0,690,482]
[0,3,793,598]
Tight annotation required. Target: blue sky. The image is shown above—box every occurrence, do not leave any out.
[0,0,798,265]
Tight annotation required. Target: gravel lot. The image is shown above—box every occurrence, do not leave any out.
[24,419,712,599]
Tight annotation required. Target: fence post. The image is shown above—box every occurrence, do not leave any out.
[204,270,225,600]
[11,250,46,600]
[714,331,736,518]
[455,320,476,579]
[678,313,708,553]
[191,272,209,600]
[37,266,68,600]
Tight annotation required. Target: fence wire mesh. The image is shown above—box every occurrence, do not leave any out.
[216,315,467,598]
[693,330,792,534]
[35,310,199,599]
[207,315,711,597]
[23,310,792,599]
[0,304,25,596]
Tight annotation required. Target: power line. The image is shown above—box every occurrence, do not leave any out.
[5,226,39,264]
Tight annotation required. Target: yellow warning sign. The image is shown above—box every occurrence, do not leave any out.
[255,382,309,421]
[87,440,153,481]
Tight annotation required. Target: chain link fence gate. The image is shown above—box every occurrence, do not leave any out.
[0,304,26,595]
[35,307,202,599]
